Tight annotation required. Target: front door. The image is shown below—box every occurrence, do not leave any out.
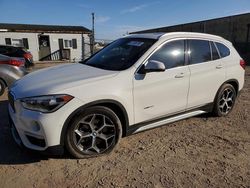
[38,35,51,60]
[133,39,190,124]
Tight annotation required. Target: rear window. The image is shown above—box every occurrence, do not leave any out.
[215,42,230,58]
[188,40,211,64]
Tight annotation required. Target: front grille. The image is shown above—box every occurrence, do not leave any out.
[8,91,15,112]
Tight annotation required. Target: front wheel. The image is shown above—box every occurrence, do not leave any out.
[65,106,122,158]
[213,84,237,117]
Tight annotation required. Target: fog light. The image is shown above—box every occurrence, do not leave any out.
[31,122,40,132]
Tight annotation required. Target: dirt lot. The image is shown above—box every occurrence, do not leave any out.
[0,64,249,188]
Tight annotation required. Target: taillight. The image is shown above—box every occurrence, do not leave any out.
[9,59,25,67]
[240,59,246,70]
[0,58,24,67]
[24,53,32,59]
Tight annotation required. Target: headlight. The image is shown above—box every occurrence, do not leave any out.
[21,95,74,113]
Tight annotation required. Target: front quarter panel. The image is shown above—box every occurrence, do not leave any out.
[0,64,27,86]
[60,70,134,126]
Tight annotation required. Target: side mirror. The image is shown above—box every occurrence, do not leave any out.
[138,60,165,74]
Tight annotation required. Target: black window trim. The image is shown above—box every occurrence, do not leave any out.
[210,41,221,60]
[209,41,213,60]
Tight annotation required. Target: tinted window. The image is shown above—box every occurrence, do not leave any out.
[189,40,211,64]
[0,46,7,54]
[148,40,185,69]
[83,38,156,71]
[215,42,230,58]
[211,42,220,60]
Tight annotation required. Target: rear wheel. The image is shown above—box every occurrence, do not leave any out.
[65,106,122,158]
[213,84,236,117]
[0,79,6,96]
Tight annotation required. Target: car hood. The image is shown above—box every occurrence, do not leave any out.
[10,63,118,99]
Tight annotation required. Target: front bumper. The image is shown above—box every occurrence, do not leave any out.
[9,114,64,155]
[8,96,83,152]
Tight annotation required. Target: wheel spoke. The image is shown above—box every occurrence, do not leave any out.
[77,138,83,148]
[219,102,225,109]
[92,145,101,153]
[74,129,83,137]
[79,119,88,124]
[89,114,97,131]
[96,124,105,133]
[98,133,115,140]
[74,129,91,138]
[104,124,114,128]
[227,90,232,98]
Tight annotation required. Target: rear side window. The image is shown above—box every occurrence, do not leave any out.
[211,42,220,60]
[149,40,185,69]
[188,40,211,64]
[215,42,230,58]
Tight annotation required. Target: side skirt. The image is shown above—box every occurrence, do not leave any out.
[127,110,207,135]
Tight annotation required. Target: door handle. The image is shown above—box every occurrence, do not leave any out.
[175,73,184,78]
[216,65,223,69]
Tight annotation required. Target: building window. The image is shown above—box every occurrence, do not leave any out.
[64,39,77,49]
[12,39,24,47]
[64,40,72,48]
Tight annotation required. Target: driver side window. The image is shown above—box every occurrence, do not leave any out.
[148,40,185,69]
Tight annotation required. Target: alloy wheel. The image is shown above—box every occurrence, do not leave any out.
[218,88,235,115]
[72,114,116,155]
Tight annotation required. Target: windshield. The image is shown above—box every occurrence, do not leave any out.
[81,38,157,71]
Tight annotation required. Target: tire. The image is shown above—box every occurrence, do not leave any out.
[213,84,236,117]
[0,79,6,96]
[65,106,122,159]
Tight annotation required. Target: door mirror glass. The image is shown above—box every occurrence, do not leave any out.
[139,60,165,74]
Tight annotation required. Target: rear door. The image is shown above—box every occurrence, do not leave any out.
[133,39,190,123]
[187,39,226,109]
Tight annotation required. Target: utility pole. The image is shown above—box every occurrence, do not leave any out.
[91,12,95,55]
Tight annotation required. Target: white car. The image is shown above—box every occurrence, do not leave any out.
[8,32,245,158]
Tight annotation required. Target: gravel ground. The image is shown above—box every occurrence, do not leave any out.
[0,64,249,188]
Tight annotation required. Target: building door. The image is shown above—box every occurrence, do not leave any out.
[38,35,51,60]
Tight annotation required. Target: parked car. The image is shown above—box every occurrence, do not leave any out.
[0,45,34,68]
[8,32,245,158]
[0,54,27,96]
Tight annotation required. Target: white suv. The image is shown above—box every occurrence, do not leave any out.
[8,32,245,158]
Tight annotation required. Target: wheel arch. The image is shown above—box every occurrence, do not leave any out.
[225,79,239,95]
[213,79,239,104]
[0,78,7,87]
[60,99,129,146]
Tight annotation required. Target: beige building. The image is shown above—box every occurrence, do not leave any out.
[0,23,91,62]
